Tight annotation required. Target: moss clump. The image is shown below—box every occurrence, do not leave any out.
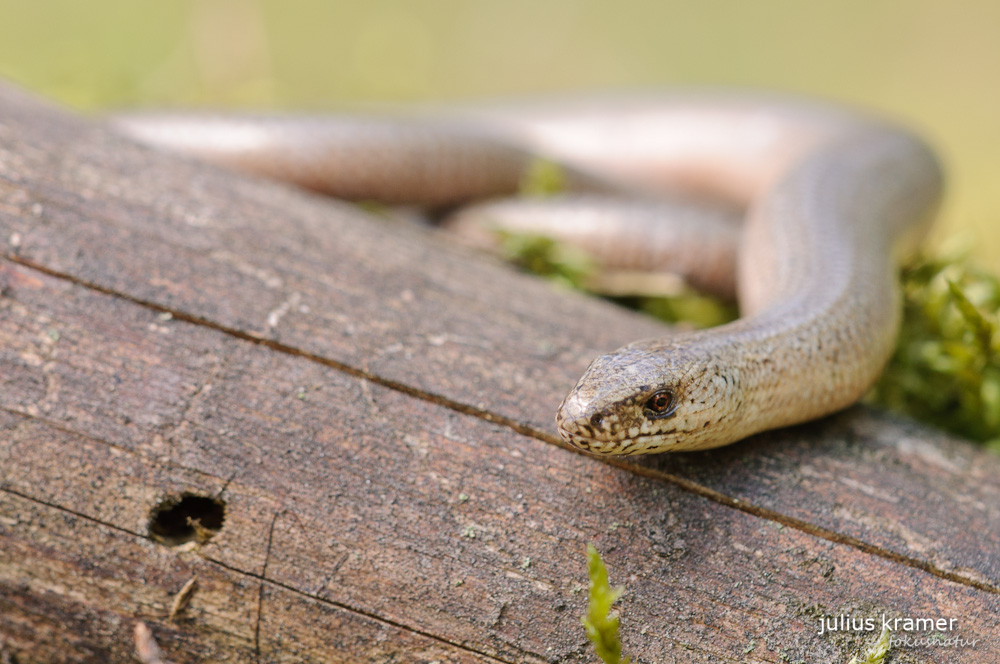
[582,544,631,664]
[497,231,597,291]
[869,247,1000,449]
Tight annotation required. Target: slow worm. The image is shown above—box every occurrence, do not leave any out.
[111,93,943,454]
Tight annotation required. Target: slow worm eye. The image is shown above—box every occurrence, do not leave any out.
[644,390,675,417]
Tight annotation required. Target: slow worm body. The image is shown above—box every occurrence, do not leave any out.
[112,94,943,454]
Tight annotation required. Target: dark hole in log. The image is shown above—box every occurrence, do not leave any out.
[149,494,226,546]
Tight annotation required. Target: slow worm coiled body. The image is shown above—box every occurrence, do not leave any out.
[112,94,943,454]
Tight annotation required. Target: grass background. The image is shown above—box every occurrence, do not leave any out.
[0,0,998,265]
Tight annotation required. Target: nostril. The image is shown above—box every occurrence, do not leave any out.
[590,412,604,428]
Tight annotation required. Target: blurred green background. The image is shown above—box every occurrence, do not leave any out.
[0,0,997,264]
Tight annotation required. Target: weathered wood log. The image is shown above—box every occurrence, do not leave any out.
[0,82,998,663]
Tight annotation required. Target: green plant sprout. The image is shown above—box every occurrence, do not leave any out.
[846,625,891,664]
[582,544,631,664]
[581,545,901,663]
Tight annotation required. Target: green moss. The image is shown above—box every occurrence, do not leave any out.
[582,544,631,664]
[869,247,1000,446]
[496,230,597,291]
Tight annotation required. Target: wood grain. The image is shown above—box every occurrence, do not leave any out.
[1,82,998,663]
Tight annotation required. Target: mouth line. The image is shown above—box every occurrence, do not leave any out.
[559,428,667,447]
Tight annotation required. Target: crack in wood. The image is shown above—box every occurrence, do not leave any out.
[6,253,1000,603]
[255,510,280,663]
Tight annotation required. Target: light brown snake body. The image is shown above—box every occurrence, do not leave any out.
[112,94,943,454]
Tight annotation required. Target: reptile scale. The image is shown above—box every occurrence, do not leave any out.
[112,93,943,454]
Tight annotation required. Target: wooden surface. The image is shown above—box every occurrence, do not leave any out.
[1,82,998,663]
